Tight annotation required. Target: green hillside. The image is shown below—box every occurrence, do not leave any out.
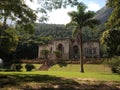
[35,6,113,40]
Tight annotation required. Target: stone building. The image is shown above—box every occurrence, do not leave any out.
[38,39,100,60]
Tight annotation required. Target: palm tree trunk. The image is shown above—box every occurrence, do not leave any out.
[80,39,84,73]
[77,30,84,73]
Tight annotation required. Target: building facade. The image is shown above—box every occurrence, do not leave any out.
[38,39,100,60]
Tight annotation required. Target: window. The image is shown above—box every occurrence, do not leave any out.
[93,48,96,54]
[58,44,64,53]
[73,45,79,54]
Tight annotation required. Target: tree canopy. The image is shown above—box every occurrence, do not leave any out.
[101,29,120,57]
[101,0,120,57]
[0,0,37,25]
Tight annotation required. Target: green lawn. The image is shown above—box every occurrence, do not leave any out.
[0,64,120,81]
[49,64,111,73]
[0,64,120,90]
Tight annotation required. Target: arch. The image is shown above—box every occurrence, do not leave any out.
[73,45,79,59]
[58,43,64,53]
[57,43,64,57]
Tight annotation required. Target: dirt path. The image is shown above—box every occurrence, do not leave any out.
[73,78,120,90]
[0,75,120,90]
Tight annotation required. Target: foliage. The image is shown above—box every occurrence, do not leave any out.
[106,0,120,29]
[15,44,38,59]
[0,0,36,25]
[0,26,19,61]
[15,23,53,59]
[15,64,22,71]
[107,57,120,74]
[10,64,22,71]
[0,0,36,61]
[35,23,72,39]
[25,64,35,71]
[0,27,19,53]
[41,50,49,59]
[53,50,61,59]
[100,0,120,58]
[101,29,120,57]
[67,2,100,73]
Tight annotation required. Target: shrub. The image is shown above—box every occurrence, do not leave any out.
[15,64,22,71]
[53,50,61,58]
[25,64,35,71]
[41,50,49,59]
[116,65,120,74]
[108,57,120,74]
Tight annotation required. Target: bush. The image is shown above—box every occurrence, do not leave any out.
[15,64,22,71]
[41,50,49,59]
[53,50,61,58]
[116,65,120,74]
[57,59,67,67]
[25,64,35,71]
[108,57,120,74]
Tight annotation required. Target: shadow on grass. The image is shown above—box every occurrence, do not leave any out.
[0,74,79,90]
[0,74,120,90]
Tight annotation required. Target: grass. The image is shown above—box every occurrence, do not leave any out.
[50,64,111,73]
[0,64,120,81]
[0,64,120,89]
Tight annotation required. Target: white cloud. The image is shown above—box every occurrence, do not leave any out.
[47,8,74,24]
[25,0,39,10]
[87,2,101,11]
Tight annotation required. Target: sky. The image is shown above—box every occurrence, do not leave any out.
[26,0,107,24]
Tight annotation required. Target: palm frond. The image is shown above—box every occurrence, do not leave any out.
[84,11,95,19]
[84,19,100,28]
[72,26,79,38]
[77,2,87,14]
[67,2,100,35]
[66,21,78,28]
[68,11,77,17]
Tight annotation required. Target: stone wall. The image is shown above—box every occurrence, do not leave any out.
[38,39,100,60]
[83,41,100,58]
[52,39,70,59]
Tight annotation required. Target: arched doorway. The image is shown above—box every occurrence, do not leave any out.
[58,44,64,57]
[73,45,79,59]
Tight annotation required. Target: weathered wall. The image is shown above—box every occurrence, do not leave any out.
[52,39,70,59]
[38,44,52,59]
[38,39,100,60]
[83,41,100,58]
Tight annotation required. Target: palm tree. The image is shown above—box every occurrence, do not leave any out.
[67,3,100,73]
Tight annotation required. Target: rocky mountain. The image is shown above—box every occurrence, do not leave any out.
[94,6,113,24]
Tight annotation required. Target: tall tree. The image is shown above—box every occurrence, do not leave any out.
[0,0,36,25]
[101,29,120,57]
[0,0,37,61]
[0,26,19,61]
[67,3,100,73]
[100,0,120,57]
[0,0,37,47]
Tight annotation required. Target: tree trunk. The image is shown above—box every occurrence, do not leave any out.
[77,30,84,73]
